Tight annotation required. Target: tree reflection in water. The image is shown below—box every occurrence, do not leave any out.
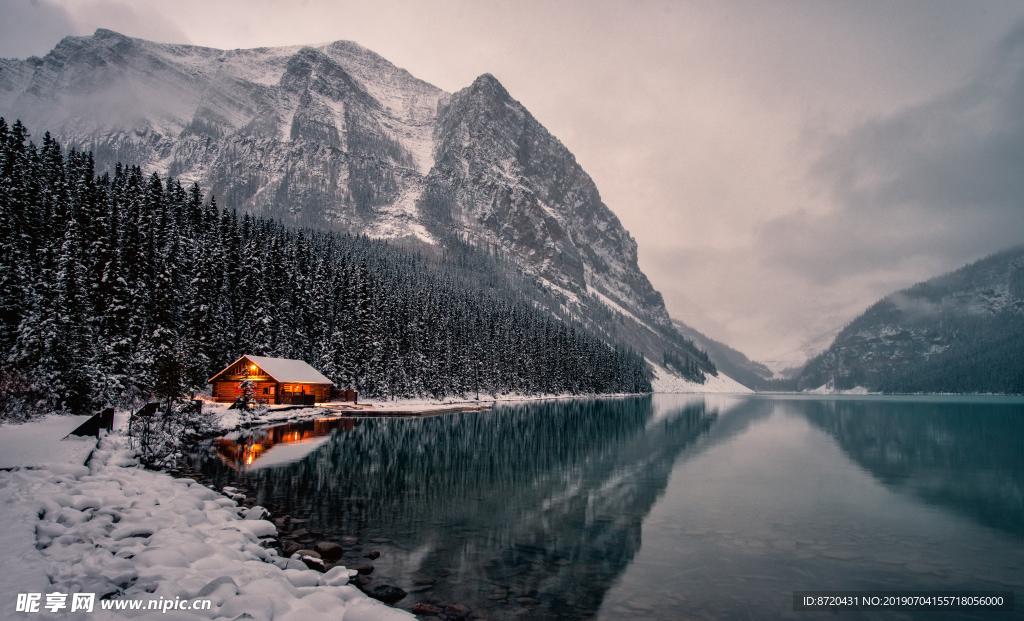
[800,397,1024,538]
[196,397,725,619]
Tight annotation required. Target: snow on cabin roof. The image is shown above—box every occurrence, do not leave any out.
[211,355,335,385]
[245,356,335,385]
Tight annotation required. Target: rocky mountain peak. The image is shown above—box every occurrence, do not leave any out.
[0,31,715,377]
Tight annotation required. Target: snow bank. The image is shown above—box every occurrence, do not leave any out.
[0,421,414,620]
[806,384,872,395]
[0,414,96,469]
[650,364,753,394]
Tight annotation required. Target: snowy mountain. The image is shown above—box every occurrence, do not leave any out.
[0,29,716,380]
[671,320,774,389]
[798,247,1024,393]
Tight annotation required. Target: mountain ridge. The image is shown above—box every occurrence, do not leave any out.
[0,29,722,383]
[797,246,1024,394]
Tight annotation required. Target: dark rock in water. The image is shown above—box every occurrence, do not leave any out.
[309,530,323,538]
[362,550,380,560]
[340,536,359,547]
[300,556,326,572]
[314,541,344,562]
[446,604,469,615]
[353,575,374,590]
[291,529,309,538]
[367,584,407,604]
[282,543,302,558]
[295,549,320,559]
[445,603,469,621]
[412,603,440,614]
[355,564,374,575]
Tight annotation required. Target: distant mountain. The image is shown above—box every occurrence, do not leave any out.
[798,247,1024,394]
[0,29,717,381]
[671,320,776,389]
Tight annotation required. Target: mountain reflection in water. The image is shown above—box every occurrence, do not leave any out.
[800,397,1024,538]
[197,397,768,619]
[194,396,1024,621]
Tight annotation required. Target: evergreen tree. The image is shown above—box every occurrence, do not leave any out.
[0,119,654,416]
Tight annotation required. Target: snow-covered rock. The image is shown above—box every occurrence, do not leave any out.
[0,425,414,620]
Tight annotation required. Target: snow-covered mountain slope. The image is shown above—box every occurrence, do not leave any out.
[1,30,445,239]
[650,364,752,394]
[671,319,774,389]
[0,29,712,377]
[798,246,1024,394]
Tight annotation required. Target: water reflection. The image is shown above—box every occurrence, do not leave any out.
[194,395,1024,620]
[799,397,1024,538]
[197,397,777,619]
[213,416,356,469]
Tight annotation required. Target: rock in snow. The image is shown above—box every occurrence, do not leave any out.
[0,430,414,620]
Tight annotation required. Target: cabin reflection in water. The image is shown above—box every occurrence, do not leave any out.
[213,417,357,469]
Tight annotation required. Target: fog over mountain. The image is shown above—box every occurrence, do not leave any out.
[799,247,1024,394]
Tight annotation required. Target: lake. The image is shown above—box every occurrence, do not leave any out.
[193,395,1024,620]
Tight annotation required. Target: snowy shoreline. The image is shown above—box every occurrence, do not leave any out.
[2,388,758,620]
[0,414,415,620]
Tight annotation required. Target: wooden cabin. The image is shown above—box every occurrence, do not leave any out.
[208,355,338,405]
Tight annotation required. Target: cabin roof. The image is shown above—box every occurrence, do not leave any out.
[209,355,335,385]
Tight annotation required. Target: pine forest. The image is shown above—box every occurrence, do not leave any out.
[0,120,651,416]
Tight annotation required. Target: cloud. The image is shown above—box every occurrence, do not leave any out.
[888,292,941,320]
[0,0,78,58]
[51,1,191,47]
[784,18,1024,287]
[0,0,191,60]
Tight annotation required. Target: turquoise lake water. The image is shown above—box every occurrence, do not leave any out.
[197,394,1024,620]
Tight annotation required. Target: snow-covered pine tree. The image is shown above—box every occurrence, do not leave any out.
[0,121,653,411]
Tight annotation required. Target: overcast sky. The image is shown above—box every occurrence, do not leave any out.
[5,0,1024,369]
